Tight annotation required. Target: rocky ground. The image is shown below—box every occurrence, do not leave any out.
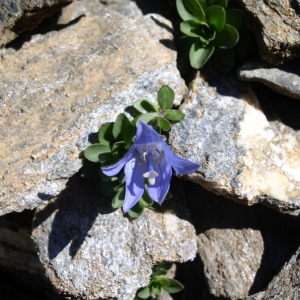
[0,0,299,299]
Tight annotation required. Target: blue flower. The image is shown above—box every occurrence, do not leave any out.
[102,121,199,212]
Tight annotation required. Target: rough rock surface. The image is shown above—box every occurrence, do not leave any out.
[0,0,73,48]
[245,245,300,300]
[241,0,300,64]
[0,8,186,216]
[32,175,197,300]
[238,59,300,100]
[179,183,300,299]
[169,72,300,216]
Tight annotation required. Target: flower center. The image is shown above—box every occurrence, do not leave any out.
[142,151,158,185]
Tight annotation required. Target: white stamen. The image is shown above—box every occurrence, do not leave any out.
[143,170,159,185]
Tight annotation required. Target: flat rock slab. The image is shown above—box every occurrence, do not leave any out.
[32,175,197,300]
[238,59,300,101]
[0,9,186,216]
[241,0,300,64]
[169,72,300,216]
[0,0,73,47]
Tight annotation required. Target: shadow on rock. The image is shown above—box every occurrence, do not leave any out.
[33,172,114,259]
[178,181,300,298]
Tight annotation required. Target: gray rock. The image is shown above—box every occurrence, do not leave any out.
[238,59,300,100]
[169,72,300,216]
[32,175,197,300]
[180,183,300,299]
[0,0,73,48]
[245,245,300,300]
[240,0,300,64]
[0,7,186,216]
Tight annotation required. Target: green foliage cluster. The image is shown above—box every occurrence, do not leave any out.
[81,86,184,218]
[136,264,184,299]
[176,0,245,71]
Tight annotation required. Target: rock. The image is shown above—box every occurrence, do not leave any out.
[178,182,300,299]
[240,0,300,65]
[245,245,300,300]
[32,174,197,300]
[0,6,186,216]
[0,0,73,48]
[58,0,142,24]
[169,71,300,216]
[238,58,300,101]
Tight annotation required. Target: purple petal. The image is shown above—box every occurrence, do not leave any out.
[123,157,147,213]
[135,121,162,145]
[162,141,199,174]
[101,145,136,176]
[148,153,172,204]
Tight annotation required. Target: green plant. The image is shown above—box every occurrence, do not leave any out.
[176,0,244,71]
[136,264,184,299]
[81,86,199,218]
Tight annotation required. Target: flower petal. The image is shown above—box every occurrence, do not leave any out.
[135,121,162,145]
[101,145,136,176]
[148,153,172,204]
[123,157,147,213]
[162,141,199,174]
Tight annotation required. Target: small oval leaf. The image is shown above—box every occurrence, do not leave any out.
[156,116,171,131]
[157,85,175,110]
[84,144,111,163]
[163,279,184,293]
[176,0,206,22]
[189,42,215,69]
[164,109,185,121]
[214,24,239,49]
[133,99,158,113]
[98,122,114,145]
[226,8,244,30]
[206,5,226,32]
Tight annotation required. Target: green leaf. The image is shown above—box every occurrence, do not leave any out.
[206,5,226,32]
[127,201,144,218]
[157,85,175,110]
[214,24,239,49]
[189,42,215,69]
[112,188,125,209]
[156,116,171,131]
[162,279,184,294]
[151,283,162,296]
[176,0,206,22]
[207,0,228,7]
[111,141,127,157]
[164,109,185,121]
[137,286,151,299]
[98,122,114,145]
[100,176,120,197]
[226,8,244,30]
[112,114,135,145]
[139,191,153,207]
[212,47,236,72]
[135,113,158,125]
[133,99,158,114]
[84,144,111,163]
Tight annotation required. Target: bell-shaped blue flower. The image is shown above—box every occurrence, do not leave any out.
[102,121,199,212]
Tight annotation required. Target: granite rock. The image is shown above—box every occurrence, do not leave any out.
[240,0,300,64]
[32,175,197,300]
[0,7,186,216]
[245,245,300,300]
[0,0,73,48]
[238,58,300,101]
[169,72,300,216]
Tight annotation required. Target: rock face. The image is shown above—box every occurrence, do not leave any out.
[32,175,197,300]
[241,0,300,64]
[0,0,73,48]
[169,72,300,216]
[245,245,300,300]
[0,7,186,216]
[238,59,300,101]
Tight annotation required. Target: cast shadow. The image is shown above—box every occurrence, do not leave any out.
[181,181,300,297]
[33,172,115,260]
